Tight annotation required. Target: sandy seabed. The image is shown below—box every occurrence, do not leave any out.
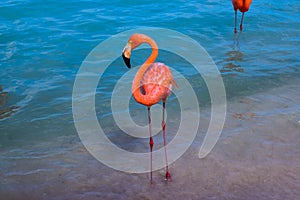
[1,80,299,200]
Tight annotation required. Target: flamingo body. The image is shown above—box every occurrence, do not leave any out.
[232,0,252,12]
[137,62,174,106]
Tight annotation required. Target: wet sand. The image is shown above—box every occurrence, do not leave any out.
[1,80,299,200]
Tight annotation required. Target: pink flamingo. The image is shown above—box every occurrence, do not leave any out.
[232,0,252,33]
[122,33,178,182]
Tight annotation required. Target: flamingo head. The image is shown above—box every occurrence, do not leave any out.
[122,34,148,68]
[122,42,131,68]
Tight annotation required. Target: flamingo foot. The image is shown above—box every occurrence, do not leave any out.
[240,24,243,32]
[234,27,237,34]
[165,171,171,180]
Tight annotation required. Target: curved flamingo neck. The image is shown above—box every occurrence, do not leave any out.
[143,38,158,66]
[132,35,158,106]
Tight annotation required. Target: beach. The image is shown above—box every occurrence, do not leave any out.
[1,0,299,199]
[1,78,299,200]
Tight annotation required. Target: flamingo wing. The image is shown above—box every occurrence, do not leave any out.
[141,62,175,102]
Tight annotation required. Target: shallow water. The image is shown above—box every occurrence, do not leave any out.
[1,0,300,199]
[1,80,299,200]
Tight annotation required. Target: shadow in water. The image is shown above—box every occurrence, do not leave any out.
[0,85,19,120]
[220,34,244,76]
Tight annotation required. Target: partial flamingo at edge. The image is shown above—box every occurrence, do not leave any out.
[232,0,252,33]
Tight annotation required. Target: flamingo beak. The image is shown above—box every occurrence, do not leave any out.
[122,43,131,68]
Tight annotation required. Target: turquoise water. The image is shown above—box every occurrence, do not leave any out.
[1,0,299,140]
[1,0,300,199]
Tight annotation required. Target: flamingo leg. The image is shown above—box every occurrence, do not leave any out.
[234,10,238,34]
[162,101,171,180]
[148,106,154,182]
[240,12,245,32]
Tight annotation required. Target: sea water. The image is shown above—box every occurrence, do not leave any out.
[0,0,299,199]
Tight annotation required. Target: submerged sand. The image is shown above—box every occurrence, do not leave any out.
[1,80,299,200]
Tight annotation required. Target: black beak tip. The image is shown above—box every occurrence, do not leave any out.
[122,53,131,68]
